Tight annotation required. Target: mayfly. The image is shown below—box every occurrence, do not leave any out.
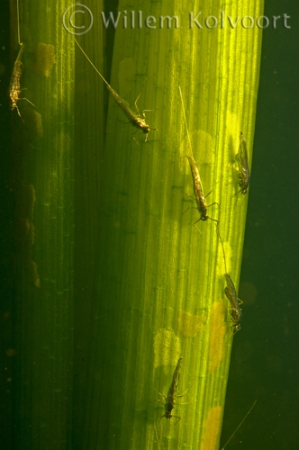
[235,131,250,199]
[178,86,219,232]
[9,0,35,117]
[220,399,257,449]
[74,38,156,142]
[9,43,24,116]
[158,356,183,423]
[217,226,242,332]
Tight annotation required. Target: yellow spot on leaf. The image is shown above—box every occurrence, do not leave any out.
[153,328,181,368]
[178,309,206,337]
[180,129,214,166]
[32,43,56,77]
[209,301,227,372]
[200,405,223,450]
[226,112,241,154]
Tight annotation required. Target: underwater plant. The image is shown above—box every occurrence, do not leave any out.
[10,0,263,448]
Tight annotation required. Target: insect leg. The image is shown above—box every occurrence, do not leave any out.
[208,216,219,225]
[206,201,220,209]
[173,415,181,425]
[134,93,141,115]
[18,97,36,108]
[192,217,203,234]
[182,206,198,216]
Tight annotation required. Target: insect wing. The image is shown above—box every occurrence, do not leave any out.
[236,133,250,192]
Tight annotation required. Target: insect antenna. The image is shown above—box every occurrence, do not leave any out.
[179,85,193,158]
[17,0,21,45]
[74,37,109,87]
[216,225,228,274]
[220,399,257,449]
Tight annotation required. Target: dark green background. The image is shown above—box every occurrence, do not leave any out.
[221,1,299,449]
[1,0,298,449]
[0,1,13,447]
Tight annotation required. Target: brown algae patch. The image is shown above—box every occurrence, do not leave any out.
[153,328,181,369]
[200,405,223,450]
[178,309,206,337]
[32,43,56,77]
[22,109,43,140]
[30,261,40,288]
[15,218,35,252]
[209,301,227,372]
[15,183,36,220]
